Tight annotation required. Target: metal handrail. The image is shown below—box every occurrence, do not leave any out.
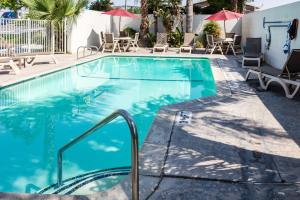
[57,109,139,200]
[77,46,99,59]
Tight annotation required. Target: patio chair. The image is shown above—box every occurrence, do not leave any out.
[0,57,21,74]
[119,31,128,37]
[205,34,223,55]
[102,33,120,53]
[245,49,300,99]
[226,35,242,56]
[225,32,235,39]
[179,33,195,54]
[100,31,105,51]
[125,33,139,52]
[242,38,264,68]
[153,33,169,53]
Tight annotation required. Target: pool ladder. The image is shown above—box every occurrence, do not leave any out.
[56,109,139,200]
[77,46,99,59]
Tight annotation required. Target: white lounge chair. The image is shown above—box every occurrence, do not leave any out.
[153,33,168,53]
[226,35,242,56]
[102,33,120,53]
[205,34,223,55]
[245,49,300,99]
[242,38,264,68]
[0,57,21,74]
[179,33,195,54]
[1,36,57,68]
[125,33,139,52]
[18,52,58,67]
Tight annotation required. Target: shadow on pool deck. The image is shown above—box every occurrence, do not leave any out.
[107,94,300,200]
[129,56,300,200]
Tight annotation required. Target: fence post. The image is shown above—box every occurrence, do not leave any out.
[27,18,31,53]
[51,21,55,54]
[64,18,67,54]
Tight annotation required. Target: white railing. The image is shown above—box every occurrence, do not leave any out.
[0,18,67,56]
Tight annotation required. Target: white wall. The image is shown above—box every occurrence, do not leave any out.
[69,10,242,53]
[69,10,111,53]
[242,1,300,69]
[115,14,242,36]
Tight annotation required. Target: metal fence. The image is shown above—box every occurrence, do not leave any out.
[0,18,67,57]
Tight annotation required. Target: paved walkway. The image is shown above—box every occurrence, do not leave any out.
[1,52,300,200]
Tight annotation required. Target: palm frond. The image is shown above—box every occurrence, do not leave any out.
[22,0,88,24]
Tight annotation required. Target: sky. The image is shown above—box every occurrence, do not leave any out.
[111,0,300,10]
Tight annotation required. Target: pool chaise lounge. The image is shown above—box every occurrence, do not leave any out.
[0,52,58,74]
[179,33,195,54]
[153,33,169,53]
[245,49,300,99]
[242,38,264,68]
[0,57,21,74]
[17,52,58,67]
[1,37,57,70]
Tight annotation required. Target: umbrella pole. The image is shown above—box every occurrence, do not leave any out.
[119,16,121,35]
[224,20,226,37]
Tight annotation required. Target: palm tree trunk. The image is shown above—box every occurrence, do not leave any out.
[139,0,149,46]
[231,0,238,12]
[154,15,158,36]
[186,0,193,33]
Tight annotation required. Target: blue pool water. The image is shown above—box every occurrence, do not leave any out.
[0,56,216,194]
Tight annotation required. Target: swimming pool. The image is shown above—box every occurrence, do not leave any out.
[0,56,216,194]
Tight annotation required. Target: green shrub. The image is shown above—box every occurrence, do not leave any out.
[147,32,156,47]
[202,21,221,45]
[194,35,204,48]
[169,28,184,47]
[123,27,137,38]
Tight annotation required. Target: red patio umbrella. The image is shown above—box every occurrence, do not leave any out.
[205,9,243,35]
[102,8,139,34]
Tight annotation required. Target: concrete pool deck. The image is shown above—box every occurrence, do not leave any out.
[0,50,300,199]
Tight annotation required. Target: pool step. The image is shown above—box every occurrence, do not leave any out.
[38,166,130,195]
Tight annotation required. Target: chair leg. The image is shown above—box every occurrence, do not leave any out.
[210,45,216,55]
[245,70,253,81]
[102,44,106,53]
[117,43,121,52]
[112,44,116,53]
[24,56,36,67]
[9,60,20,74]
[217,44,223,55]
[232,46,236,56]
[51,55,58,64]
[289,84,300,99]
[225,44,231,54]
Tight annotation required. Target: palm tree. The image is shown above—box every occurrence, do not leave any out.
[231,0,238,12]
[89,0,113,11]
[186,0,193,33]
[139,0,149,46]
[148,0,161,36]
[22,0,88,25]
[22,0,88,52]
